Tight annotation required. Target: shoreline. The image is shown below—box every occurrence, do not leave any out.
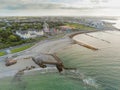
[0,30,91,78]
[0,29,107,79]
[0,17,119,78]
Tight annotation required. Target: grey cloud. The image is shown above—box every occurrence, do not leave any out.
[0,0,66,10]
[0,0,118,11]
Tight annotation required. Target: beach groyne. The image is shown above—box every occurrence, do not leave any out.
[69,31,99,51]
[73,40,99,51]
[85,33,111,43]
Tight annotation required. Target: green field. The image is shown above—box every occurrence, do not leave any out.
[11,44,33,53]
[0,51,5,56]
[0,44,34,56]
[65,23,96,31]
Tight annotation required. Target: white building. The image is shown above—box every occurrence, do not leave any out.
[16,30,44,39]
[80,19,104,29]
[90,21,104,29]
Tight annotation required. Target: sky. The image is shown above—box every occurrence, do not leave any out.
[0,0,120,16]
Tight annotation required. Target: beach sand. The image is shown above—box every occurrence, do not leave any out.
[0,37,73,78]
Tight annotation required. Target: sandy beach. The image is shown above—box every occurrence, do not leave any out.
[0,35,74,78]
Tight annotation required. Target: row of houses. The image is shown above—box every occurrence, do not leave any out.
[78,19,104,29]
[15,22,48,39]
[16,30,44,39]
[15,22,73,39]
[15,19,104,39]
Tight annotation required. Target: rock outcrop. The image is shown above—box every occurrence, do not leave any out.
[5,60,17,66]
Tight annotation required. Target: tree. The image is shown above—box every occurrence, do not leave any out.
[8,35,17,42]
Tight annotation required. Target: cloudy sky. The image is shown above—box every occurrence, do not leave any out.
[0,0,120,16]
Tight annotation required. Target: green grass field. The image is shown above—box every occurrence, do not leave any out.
[11,44,33,53]
[0,51,5,56]
[65,23,96,31]
[0,44,34,56]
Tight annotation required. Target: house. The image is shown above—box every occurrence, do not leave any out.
[80,19,104,29]
[90,21,104,29]
[16,30,44,39]
[59,26,73,33]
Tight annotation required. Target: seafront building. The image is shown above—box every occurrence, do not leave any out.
[16,30,44,39]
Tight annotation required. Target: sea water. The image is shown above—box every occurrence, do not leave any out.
[57,30,120,90]
[103,18,120,29]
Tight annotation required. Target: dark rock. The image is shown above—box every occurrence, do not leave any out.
[5,60,17,66]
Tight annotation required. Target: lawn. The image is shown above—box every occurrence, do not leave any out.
[0,51,5,56]
[0,44,34,56]
[65,23,96,31]
[11,44,34,53]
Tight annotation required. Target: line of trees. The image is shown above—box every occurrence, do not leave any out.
[0,29,25,49]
